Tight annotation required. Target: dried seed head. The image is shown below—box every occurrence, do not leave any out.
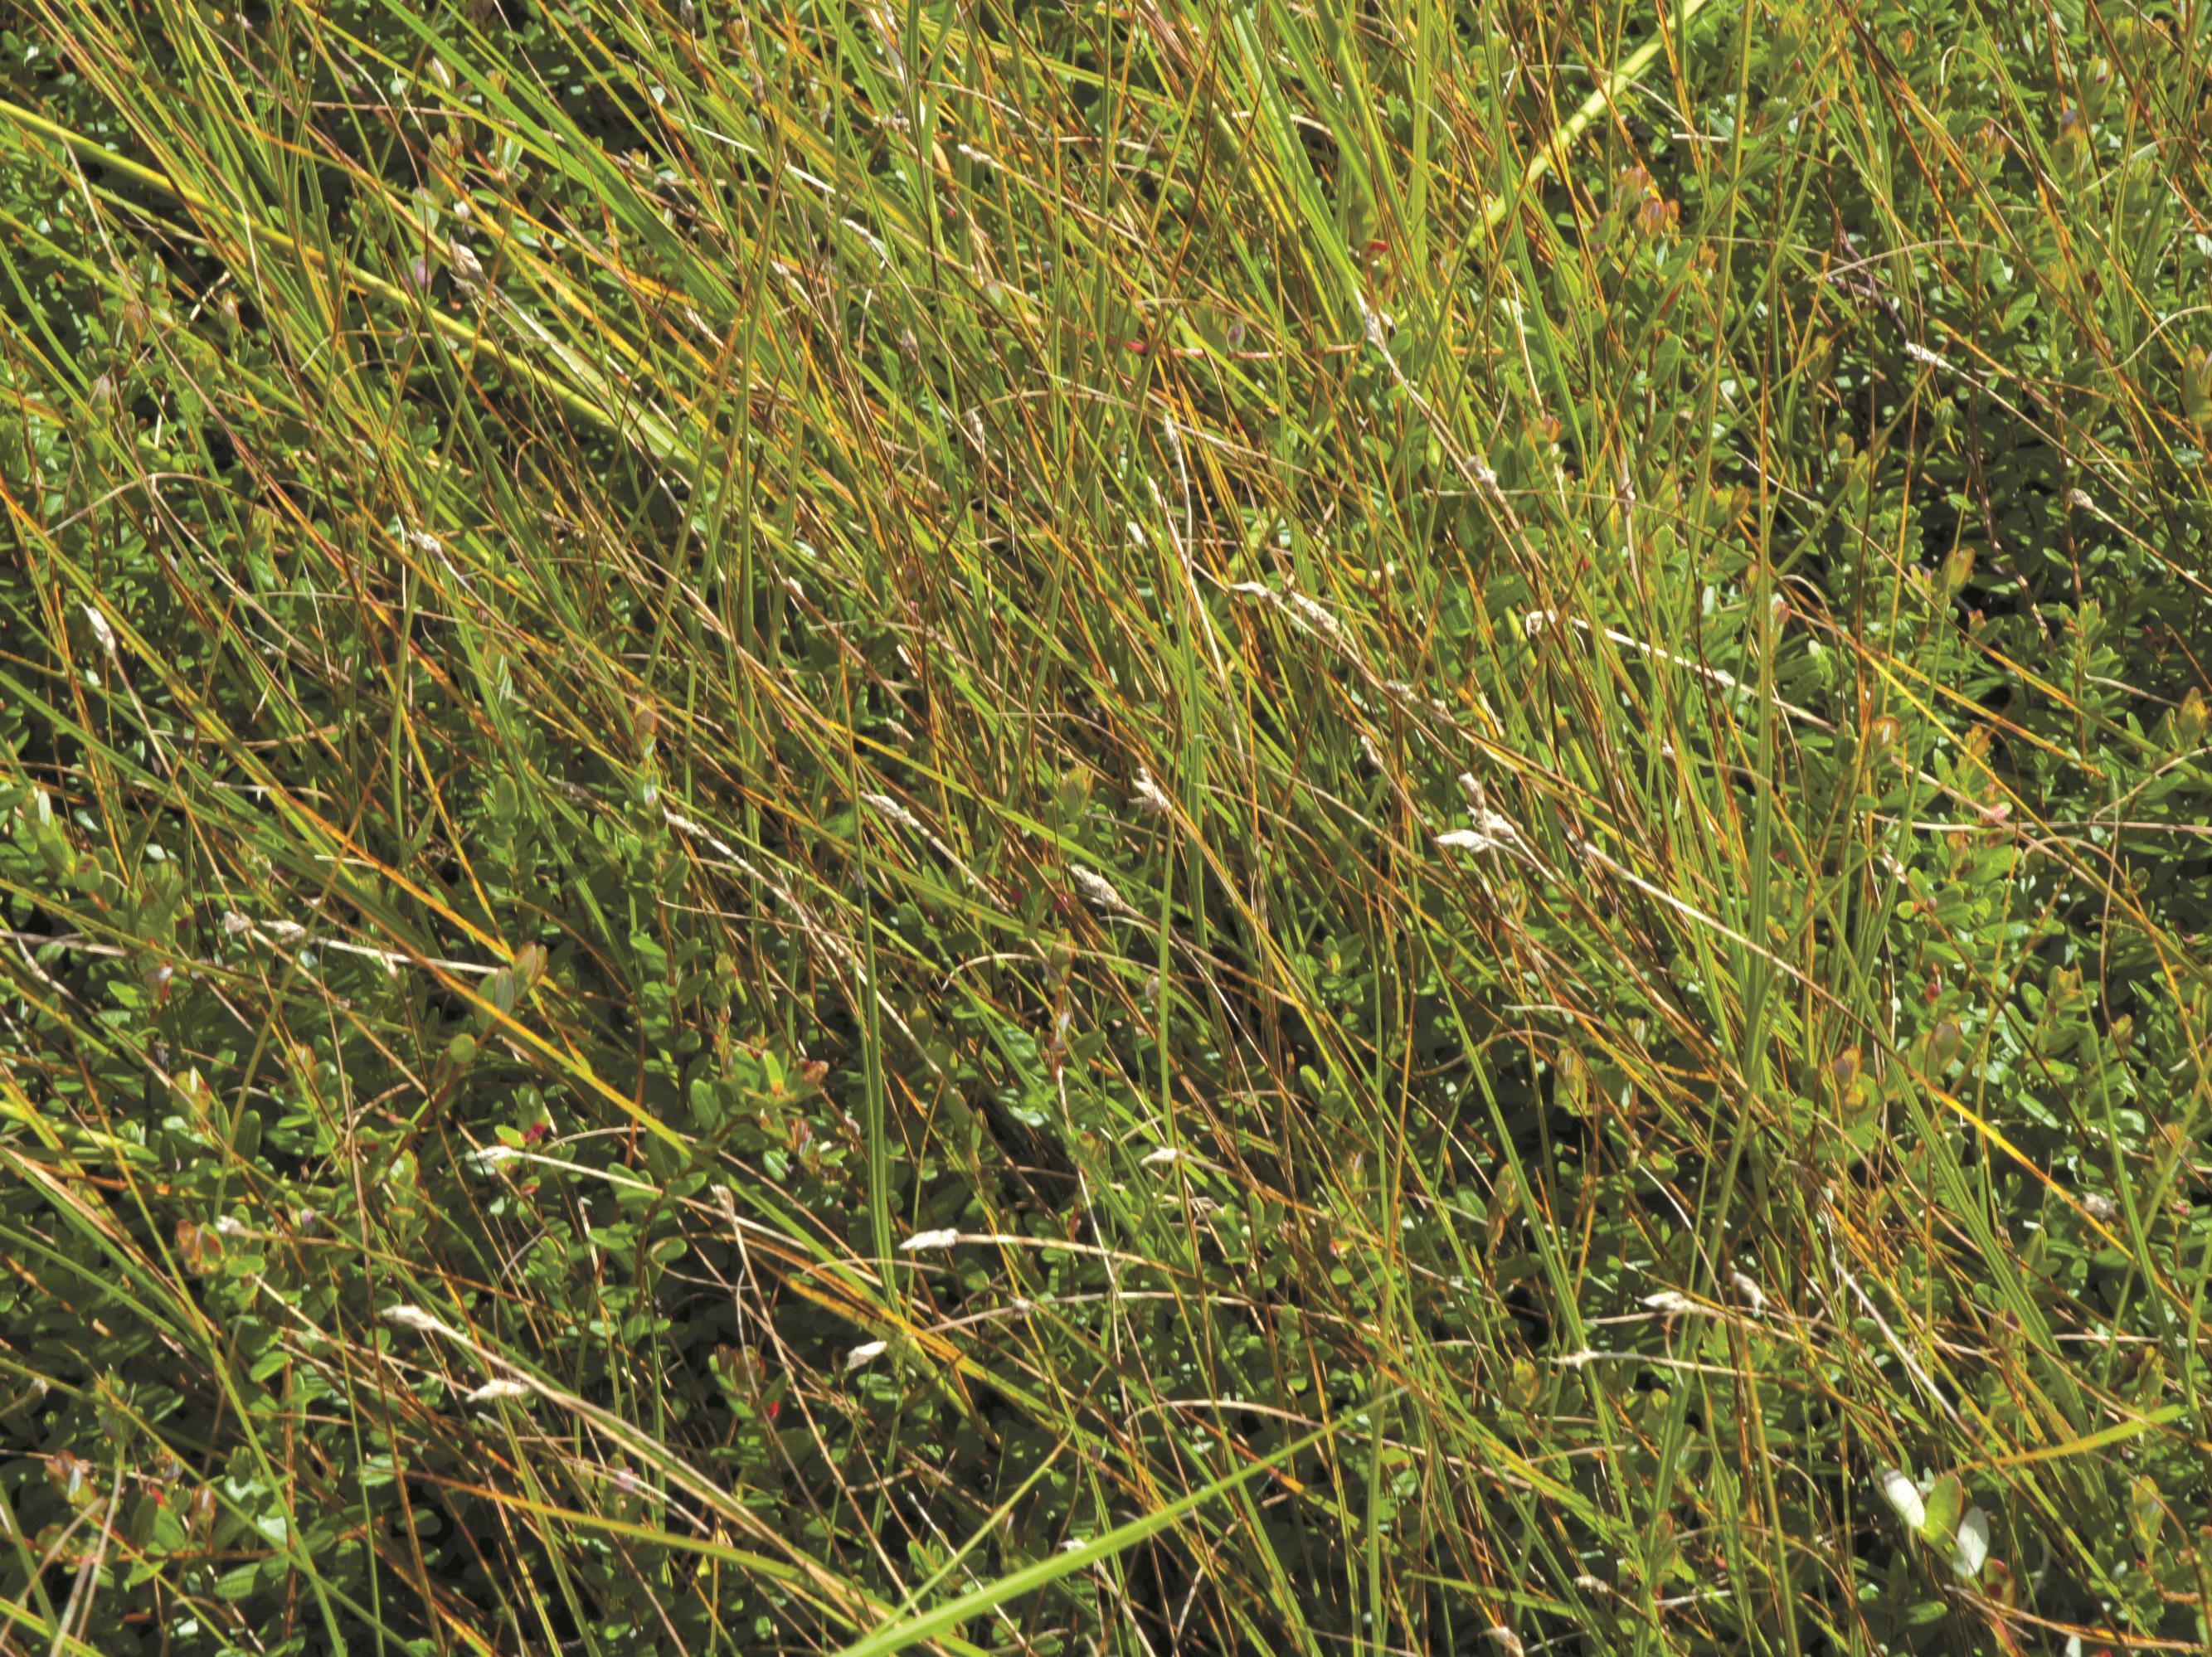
[1285,589,1348,647]
[863,791,919,830]
[897,1228,960,1252]
[1068,865,1131,914]
[464,1378,533,1405]
[844,1340,888,1372]
[1437,828,1505,853]
[1438,797,1520,853]
[1131,767,1173,816]
[383,1305,449,1335]
[449,239,486,290]
[82,605,118,660]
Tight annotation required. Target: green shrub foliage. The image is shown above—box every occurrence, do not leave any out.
[2,0,2209,1651]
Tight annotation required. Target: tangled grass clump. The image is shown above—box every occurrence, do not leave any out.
[2,1,2210,1651]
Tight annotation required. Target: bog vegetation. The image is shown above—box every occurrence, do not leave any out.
[2,0,2210,1651]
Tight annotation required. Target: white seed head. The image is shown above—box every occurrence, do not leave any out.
[464,1378,533,1405]
[1641,1290,1693,1315]
[383,1305,449,1335]
[81,604,117,659]
[1728,1271,1767,1316]
[844,1340,888,1372]
[1439,810,1519,853]
[863,792,920,831]
[1132,767,1173,816]
[897,1228,960,1253]
[1391,683,1455,722]
[1139,1144,1181,1168]
[1069,865,1130,914]
[1286,590,1347,646]
[1437,828,1499,852]
[1360,302,1394,351]
[449,239,486,289]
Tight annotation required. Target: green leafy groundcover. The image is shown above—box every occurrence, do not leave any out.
[2,0,2210,1651]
